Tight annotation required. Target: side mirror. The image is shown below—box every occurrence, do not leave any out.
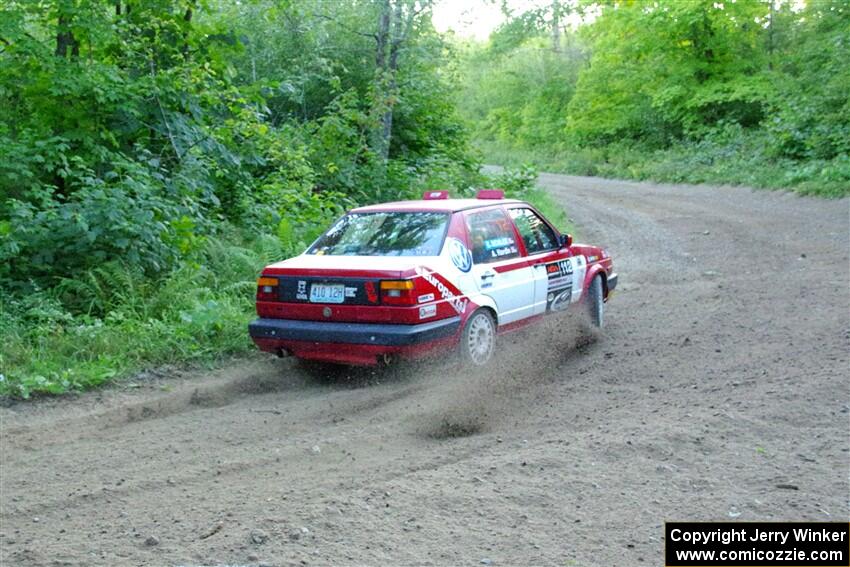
[560,233,573,248]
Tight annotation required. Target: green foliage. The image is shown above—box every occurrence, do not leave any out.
[458,38,583,149]
[567,0,773,144]
[0,233,280,399]
[3,158,180,286]
[459,0,849,197]
[765,1,850,161]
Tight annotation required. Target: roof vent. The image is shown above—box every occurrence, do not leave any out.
[476,189,504,200]
[422,190,449,200]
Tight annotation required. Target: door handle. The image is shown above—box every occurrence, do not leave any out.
[481,270,496,280]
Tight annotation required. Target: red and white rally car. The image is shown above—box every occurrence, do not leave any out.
[249,190,617,367]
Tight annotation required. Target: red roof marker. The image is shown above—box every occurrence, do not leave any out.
[476,189,504,200]
[422,190,449,200]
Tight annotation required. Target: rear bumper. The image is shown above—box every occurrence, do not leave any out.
[249,316,461,365]
[249,316,460,346]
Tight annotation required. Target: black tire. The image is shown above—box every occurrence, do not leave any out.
[587,274,604,328]
[459,309,496,366]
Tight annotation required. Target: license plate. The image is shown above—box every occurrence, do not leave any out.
[309,283,345,304]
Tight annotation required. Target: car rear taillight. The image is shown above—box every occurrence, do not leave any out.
[256,276,279,301]
[380,280,415,305]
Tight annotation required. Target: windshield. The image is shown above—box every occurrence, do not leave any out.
[307,212,449,256]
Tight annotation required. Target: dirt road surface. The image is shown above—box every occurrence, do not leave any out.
[2,174,848,567]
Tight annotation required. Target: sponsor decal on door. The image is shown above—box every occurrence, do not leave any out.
[545,258,573,312]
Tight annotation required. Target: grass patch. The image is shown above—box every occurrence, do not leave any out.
[0,233,283,399]
[477,137,850,198]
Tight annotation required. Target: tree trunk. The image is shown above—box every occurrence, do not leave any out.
[55,15,79,58]
[767,0,775,70]
[181,1,195,58]
[551,0,561,53]
[371,0,422,163]
[54,12,78,195]
[371,0,392,162]
[375,0,390,69]
[378,0,405,162]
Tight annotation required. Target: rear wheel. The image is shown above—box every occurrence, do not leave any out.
[587,274,604,327]
[460,309,496,366]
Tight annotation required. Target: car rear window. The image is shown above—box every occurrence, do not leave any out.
[307,212,449,257]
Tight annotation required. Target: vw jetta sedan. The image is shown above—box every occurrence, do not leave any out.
[249,189,617,366]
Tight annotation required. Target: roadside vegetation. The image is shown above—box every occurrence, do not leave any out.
[457,0,849,197]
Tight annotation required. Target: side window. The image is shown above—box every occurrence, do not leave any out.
[509,208,558,254]
[465,208,520,264]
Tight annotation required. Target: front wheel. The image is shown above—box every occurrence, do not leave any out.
[587,275,604,328]
[460,309,496,366]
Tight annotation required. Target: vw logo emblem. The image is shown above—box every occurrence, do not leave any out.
[448,238,472,273]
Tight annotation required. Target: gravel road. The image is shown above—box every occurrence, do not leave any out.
[2,173,848,567]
